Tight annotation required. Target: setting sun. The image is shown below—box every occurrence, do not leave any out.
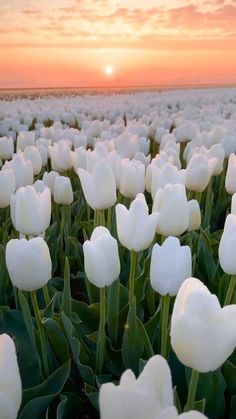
[104,65,113,76]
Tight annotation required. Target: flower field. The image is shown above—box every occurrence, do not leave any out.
[1,87,236,418]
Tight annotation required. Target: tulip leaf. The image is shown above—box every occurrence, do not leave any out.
[61,257,71,317]
[107,279,119,347]
[17,289,41,365]
[43,317,70,365]
[136,317,154,357]
[122,299,144,374]
[61,312,96,386]
[230,395,236,419]
[19,360,71,419]
[193,398,206,413]
[222,360,236,394]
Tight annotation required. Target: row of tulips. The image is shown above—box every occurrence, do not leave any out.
[1,89,236,418]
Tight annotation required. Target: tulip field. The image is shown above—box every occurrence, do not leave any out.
[1,87,236,419]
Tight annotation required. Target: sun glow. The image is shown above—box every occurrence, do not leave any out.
[104,65,113,76]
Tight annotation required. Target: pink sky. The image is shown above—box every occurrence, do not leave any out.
[1,0,236,88]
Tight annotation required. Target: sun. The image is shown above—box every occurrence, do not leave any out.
[104,65,113,76]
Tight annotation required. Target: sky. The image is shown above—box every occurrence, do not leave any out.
[0,0,236,88]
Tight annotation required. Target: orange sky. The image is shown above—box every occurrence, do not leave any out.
[1,0,236,88]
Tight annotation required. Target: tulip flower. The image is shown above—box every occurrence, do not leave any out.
[2,153,33,189]
[225,153,236,195]
[99,355,174,419]
[116,193,159,252]
[188,199,201,232]
[185,153,216,193]
[10,185,51,236]
[48,140,73,172]
[150,237,192,297]
[219,214,236,305]
[171,277,236,371]
[54,176,73,205]
[0,334,22,419]
[42,171,59,196]
[170,277,236,409]
[0,136,14,160]
[78,160,117,211]
[23,146,42,176]
[153,184,189,237]
[83,227,120,372]
[119,158,145,199]
[0,169,16,208]
[83,227,120,288]
[116,193,159,305]
[150,237,191,357]
[17,131,35,151]
[150,163,186,199]
[6,237,52,291]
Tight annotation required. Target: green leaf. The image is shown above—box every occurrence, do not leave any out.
[107,279,119,347]
[19,360,71,419]
[122,298,144,374]
[136,317,154,358]
[223,360,236,394]
[17,289,41,370]
[61,312,95,386]
[61,258,71,317]
[43,317,70,365]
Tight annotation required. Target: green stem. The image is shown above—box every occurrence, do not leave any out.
[94,209,99,228]
[98,209,105,226]
[161,294,170,358]
[203,178,212,228]
[186,369,199,411]
[96,287,106,374]
[129,251,138,307]
[224,275,236,306]
[195,191,202,206]
[43,284,50,306]
[30,291,49,377]
[107,207,112,231]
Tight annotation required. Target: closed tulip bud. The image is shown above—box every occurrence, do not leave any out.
[0,136,14,160]
[119,159,145,199]
[153,184,189,237]
[72,147,87,171]
[83,227,120,287]
[188,199,201,231]
[2,154,33,189]
[42,171,59,196]
[23,146,42,175]
[0,169,16,208]
[170,277,236,372]
[99,355,174,419]
[6,237,52,291]
[219,214,236,274]
[10,185,51,236]
[116,193,159,251]
[0,333,22,419]
[185,153,216,192]
[150,237,192,296]
[48,140,73,172]
[225,153,236,195]
[78,160,116,210]
[54,176,73,205]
